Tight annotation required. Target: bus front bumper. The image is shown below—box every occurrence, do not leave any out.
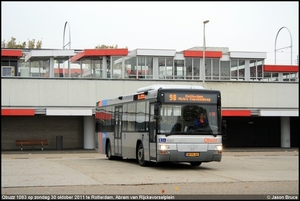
[156,150,222,163]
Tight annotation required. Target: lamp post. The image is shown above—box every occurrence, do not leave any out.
[274,26,293,82]
[274,26,292,65]
[63,21,71,77]
[202,20,209,84]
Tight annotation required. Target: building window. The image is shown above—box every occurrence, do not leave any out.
[212,59,220,80]
[231,59,245,80]
[159,57,173,79]
[174,60,184,79]
[238,60,245,80]
[112,56,122,79]
[146,57,153,79]
[250,59,257,80]
[133,56,154,79]
[126,56,137,78]
[220,61,230,80]
[231,59,238,80]
[186,58,192,79]
[193,58,200,80]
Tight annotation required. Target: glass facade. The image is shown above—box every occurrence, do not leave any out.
[1,49,298,82]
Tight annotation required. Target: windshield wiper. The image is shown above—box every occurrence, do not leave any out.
[166,132,186,136]
[188,128,217,137]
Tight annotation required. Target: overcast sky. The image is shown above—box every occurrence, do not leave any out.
[1,1,298,65]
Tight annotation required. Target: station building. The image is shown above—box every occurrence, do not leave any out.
[1,47,298,150]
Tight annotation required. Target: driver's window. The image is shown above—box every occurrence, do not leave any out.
[182,105,199,121]
[181,105,212,130]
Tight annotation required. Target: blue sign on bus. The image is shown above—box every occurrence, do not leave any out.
[159,138,166,142]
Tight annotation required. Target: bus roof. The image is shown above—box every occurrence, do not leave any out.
[97,84,211,107]
[136,84,204,93]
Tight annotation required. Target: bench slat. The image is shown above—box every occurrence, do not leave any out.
[15,140,48,150]
[16,140,48,145]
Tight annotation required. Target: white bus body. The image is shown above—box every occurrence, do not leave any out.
[95,84,224,166]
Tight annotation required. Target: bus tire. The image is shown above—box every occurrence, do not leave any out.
[190,162,202,166]
[137,143,148,166]
[106,142,114,160]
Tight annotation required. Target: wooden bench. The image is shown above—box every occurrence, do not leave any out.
[16,139,48,150]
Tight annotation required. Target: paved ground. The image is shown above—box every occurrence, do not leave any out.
[1,147,298,199]
[2,147,298,154]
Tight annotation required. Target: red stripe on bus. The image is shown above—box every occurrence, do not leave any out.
[1,109,35,116]
[95,112,112,120]
[222,110,251,116]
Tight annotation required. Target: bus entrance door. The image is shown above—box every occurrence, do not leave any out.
[114,106,122,156]
[149,103,157,161]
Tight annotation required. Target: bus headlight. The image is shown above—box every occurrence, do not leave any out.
[159,144,170,150]
[215,145,223,151]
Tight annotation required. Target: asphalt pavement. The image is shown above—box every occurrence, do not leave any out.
[1,147,298,199]
[1,147,298,155]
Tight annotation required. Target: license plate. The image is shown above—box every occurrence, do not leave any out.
[185,152,200,157]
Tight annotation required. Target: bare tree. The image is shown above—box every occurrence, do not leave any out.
[1,37,42,49]
[95,44,118,49]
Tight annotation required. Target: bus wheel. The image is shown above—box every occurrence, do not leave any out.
[137,143,148,166]
[106,142,114,160]
[190,162,202,166]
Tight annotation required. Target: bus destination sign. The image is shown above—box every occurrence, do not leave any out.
[134,93,146,100]
[165,93,213,103]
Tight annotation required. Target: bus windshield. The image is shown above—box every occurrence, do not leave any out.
[157,104,219,136]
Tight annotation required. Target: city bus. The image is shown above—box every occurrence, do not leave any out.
[95,84,226,166]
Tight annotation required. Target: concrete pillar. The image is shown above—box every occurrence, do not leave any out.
[278,73,283,82]
[122,57,125,79]
[67,57,70,77]
[244,60,250,80]
[49,57,54,77]
[102,56,107,78]
[80,60,83,77]
[201,58,205,80]
[84,116,95,149]
[280,117,290,148]
[153,57,158,79]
